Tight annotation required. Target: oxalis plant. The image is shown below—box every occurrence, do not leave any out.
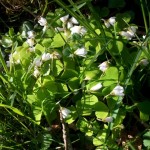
[0,0,150,149]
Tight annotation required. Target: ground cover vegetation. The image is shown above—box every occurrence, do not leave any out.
[0,0,150,149]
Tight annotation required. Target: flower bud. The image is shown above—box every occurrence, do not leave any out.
[111,85,124,96]
[74,47,87,57]
[42,53,51,61]
[27,30,36,39]
[60,15,69,23]
[98,61,109,72]
[26,38,35,47]
[104,117,113,123]
[90,83,102,91]
[33,68,40,78]
[61,107,71,119]
[38,16,47,26]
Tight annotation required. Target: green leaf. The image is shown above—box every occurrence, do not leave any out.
[108,40,124,55]
[68,77,80,91]
[32,105,42,124]
[140,111,149,121]
[53,59,63,76]
[2,36,13,48]
[61,69,78,79]
[9,28,15,37]
[0,104,24,116]
[84,70,100,80]
[137,101,150,115]
[93,130,106,146]
[100,67,118,86]
[51,33,66,48]
[116,12,132,26]
[143,131,150,148]
[21,21,33,33]
[42,38,52,48]
[76,117,93,136]
[13,46,31,67]
[40,133,52,150]
[45,28,55,38]
[56,83,69,98]
[35,44,45,55]
[94,101,109,119]
[113,107,126,127]
[106,97,118,111]
[65,106,78,124]
[42,76,57,93]
[76,95,98,116]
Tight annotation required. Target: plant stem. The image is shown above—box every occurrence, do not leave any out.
[0,48,9,75]
[140,0,148,33]
[59,106,73,150]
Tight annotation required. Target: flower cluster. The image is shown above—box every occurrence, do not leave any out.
[120,26,137,40]
[56,15,87,36]
[102,16,137,40]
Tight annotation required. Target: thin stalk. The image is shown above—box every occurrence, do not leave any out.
[42,0,48,16]
[144,0,150,27]
[59,106,73,150]
[140,0,148,33]
[0,48,9,75]
[5,108,31,133]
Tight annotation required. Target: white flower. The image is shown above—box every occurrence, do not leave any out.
[98,61,109,72]
[34,58,42,67]
[60,15,69,23]
[140,59,149,66]
[67,21,73,29]
[42,53,51,61]
[120,26,137,40]
[61,107,71,119]
[27,31,36,39]
[60,15,79,30]
[70,17,78,24]
[26,38,35,47]
[104,117,113,123]
[70,26,87,35]
[90,83,102,91]
[102,17,116,28]
[33,68,40,78]
[120,31,133,40]
[74,47,87,57]
[143,35,146,39]
[38,16,47,26]
[108,17,116,26]
[28,47,35,52]
[111,85,124,96]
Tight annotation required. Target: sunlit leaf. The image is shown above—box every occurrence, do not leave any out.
[76,95,98,116]
[51,33,66,48]
[94,101,109,119]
